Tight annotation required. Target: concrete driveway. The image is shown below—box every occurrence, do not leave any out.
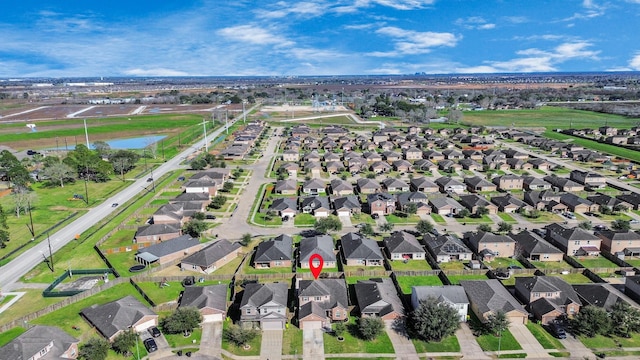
[303,328,324,359]
[508,323,548,358]
[260,329,283,360]
[197,321,223,358]
[384,320,419,360]
[455,322,491,360]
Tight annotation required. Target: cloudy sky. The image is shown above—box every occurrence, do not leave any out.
[1,0,639,77]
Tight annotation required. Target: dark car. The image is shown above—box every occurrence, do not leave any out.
[549,323,567,339]
[147,177,153,182]
[507,265,522,270]
[371,213,379,219]
[111,203,119,207]
[143,338,157,352]
[149,326,161,338]
[593,224,607,231]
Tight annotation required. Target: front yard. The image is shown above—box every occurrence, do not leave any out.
[323,317,394,354]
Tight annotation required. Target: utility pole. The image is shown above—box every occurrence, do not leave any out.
[225,111,229,134]
[242,101,247,124]
[26,200,35,239]
[202,117,208,152]
[83,118,90,148]
[47,232,54,272]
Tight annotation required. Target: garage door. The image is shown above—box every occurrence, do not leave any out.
[202,314,223,323]
[134,319,157,332]
[302,320,323,330]
[336,210,350,217]
[262,320,283,330]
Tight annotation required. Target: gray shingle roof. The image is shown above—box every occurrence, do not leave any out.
[181,239,241,267]
[509,231,563,256]
[341,233,384,261]
[426,234,472,256]
[384,231,424,254]
[179,284,228,313]
[0,325,78,360]
[460,279,526,316]
[354,278,404,317]
[135,223,181,237]
[298,279,348,310]
[299,235,336,263]
[240,282,288,309]
[80,296,156,340]
[412,286,469,306]
[136,235,201,258]
[254,234,293,263]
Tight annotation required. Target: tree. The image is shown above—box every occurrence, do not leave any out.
[79,337,109,360]
[612,219,631,231]
[359,223,375,237]
[570,305,611,337]
[578,220,592,230]
[477,224,492,232]
[485,311,509,336]
[405,203,418,216]
[222,181,234,192]
[0,204,9,248]
[224,323,258,347]
[378,222,394,233]
[408,297,460,342]
[314,216,342,234]
[192,212,206,221]
[599,205,613,215]
[526,208,540,219]
[497,222,513,234]
[241,233,252,246]
[476,206,489,217]
[42,161,76,187]
[457,208,470,218]
[358,316,384,340]
[111,329,137,356]
[416,220,434,235]
[161,307,202,336]
[334,321,347,338]
[183,219,207,237]
[209,195,228,209]
[93,141,111,158]
[191,158,207,170]
[610,301,640,338]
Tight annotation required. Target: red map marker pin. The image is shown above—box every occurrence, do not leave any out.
[309,253,324,280]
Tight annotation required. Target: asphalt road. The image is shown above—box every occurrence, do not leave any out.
[0,111,249,291]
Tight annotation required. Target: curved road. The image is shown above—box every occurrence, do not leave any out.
[0,107,257,291]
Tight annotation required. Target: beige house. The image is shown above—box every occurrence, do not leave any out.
[597,230,640,255]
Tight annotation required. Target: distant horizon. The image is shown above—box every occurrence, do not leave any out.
[2,1,640,77]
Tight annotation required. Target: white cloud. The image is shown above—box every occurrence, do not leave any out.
[503,16,528,24]
[370,26,459,56]
[217,25,294,47]
[255,1,328,19]
[124,68,190,76]
[335,0,435,13]
[630,52,640,70]
[455,17,495,30]
[562,0,607,21]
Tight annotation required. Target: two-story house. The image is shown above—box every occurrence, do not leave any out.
[515,276,581,324]
[367,192,396,216]
[544,223,601,256]
[298,279,349,330]
[240,282,288,330]
[465,231,516,261]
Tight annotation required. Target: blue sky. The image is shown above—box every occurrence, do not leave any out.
[1,0,639,77]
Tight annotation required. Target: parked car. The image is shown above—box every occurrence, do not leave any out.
[593,224,607,231]
[548,323,566,339]
[111,203,119,207]
[148,326,161,338]
[143,338,158,352]
[147,177,153,182]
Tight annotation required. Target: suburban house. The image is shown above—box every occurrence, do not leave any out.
[253,234,293,268]
[464,176,497,192]
[465,231,516,260]
[370,161,392,173]
[410,177,439,193]
[587,193,631,211]
[356,178,381,194]
[299,196,331,218]
[396,192,431,215]
[515,276,581,324]
[429,197,464,215]
[367,192,397,216]
[404,147,423,160]
[424,234,473,263]
[179,284,228,323]
[435,177,466,194]
[625,276,640,304]
[413,159,438,172]
[152,203,186,225]
[558,193,597,213]
[596,230,640,255]
[269,198,298,219]
[381,178,410,193]
[180,239,242,274]
[459,158,482,171]
[354,278,404,320]
[492,174,524,191]
[298,279,349,330]
[134,235,204,266]
[134,223,181,244]
[522,176,552,191]
[458,194,499,215]
[183,179,220,196]
[325,161,345,174]
[274,179,298,195]
[279,162,299,178]
[0,325,79,360]
[460,279,528,324]
[528,158,553,170]
[491,194,529,213]
[299,235,337,269]
[509,231,564,262]
[573,284,625,310]
[438,159,462,172]
[411,286,469,322]
[332,195,362,216]
[569,170,607,190]
[543,176,585,192]
[340,232,384,266]
[423,150,445,162]
[240,282,288,330]
[302,178,326,195]
[282,149,300,162]
[329,179,354,196]
[617,192,640,210]
[383,230,426,261]
[544,223,601,256]
[81,296,158,342]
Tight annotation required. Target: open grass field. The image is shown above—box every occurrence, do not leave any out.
[460,106,638,130]
[544,130,640,163]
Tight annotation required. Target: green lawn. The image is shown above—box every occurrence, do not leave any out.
[524,211,564,223]
[497,213,517,223]
[549,273,593,284]
[431,214,446,224]
[455,215,493,224]
[412,334,461,352]
[526,322,565,350]
[438,261,467,270]
[579,332,640,349]
[294,213,316,226]
[395,276,443,294]
[389,259,432,271]
[323,318,394,354]
[385,214,422,224]
[351,213,377,224]
[544,130,640,163]
[221,320,261,356]
[530,260,573,271]
[282,326,303,355]
[136,280,230,305]
[572,256,619,269]
[445,274,489,285]
[164,328,203,348]
[483,257,525,269]
[0,327,26,347]
[476,330,522,352]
